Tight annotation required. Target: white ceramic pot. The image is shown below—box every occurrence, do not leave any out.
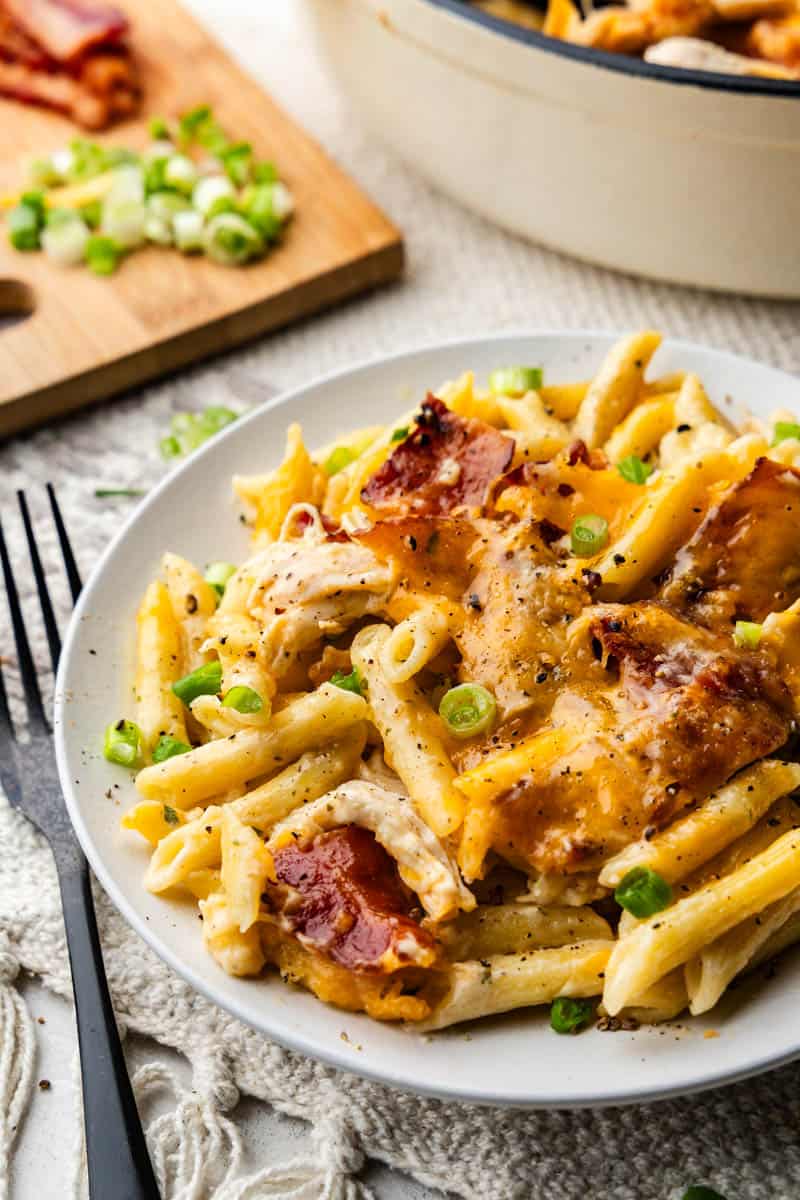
[303,0,800,297]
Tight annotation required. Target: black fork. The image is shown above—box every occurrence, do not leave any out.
[0,486,160,1200]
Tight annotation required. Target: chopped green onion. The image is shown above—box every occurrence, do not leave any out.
[102,200,145,249]
[179,104,212,141]
[164,154,198,195]
[163,803,181,824]
[681,1189,726,1200]
[205,561,237,599]
[438,683,497,739]
[570,514,609,557]
[488,366,543,396]
[67,138,108,182]
[172,660,223,706]
[206,195,238,220]
[173,210,205,253]
[41,209,89,266]
[733,620,762,649]
[143,156,169,194]
[148,116,171,140]
[103,719,143,767]
[253,161,278,184]
[192,175,235,216]
[196,119,229,157]
[8,203,42,251]
[106,163,145,205]
[203,212,262,265]
[20,190,46,221]
[144,214,173,245]
[549,996,594,1035]
[199,406,238,435]
[85,235,120,276]
[105,148,139,170]
[614,866,672,919]
[222,685,263,713]
[616,455,653,485]
[240,182,282,240]
[221,141,253,187]
[78,199,102,230]
[160,435,181,460]
[152,735,191,763]
[148,191,190,221]
[391,427,409,443]
[94,488,144,498]
[324,446,356,476]
[330,667,364,695]
[27,156,63,189]
[772,421,800,446]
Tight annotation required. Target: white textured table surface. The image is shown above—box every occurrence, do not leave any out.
[5,0,800,1197]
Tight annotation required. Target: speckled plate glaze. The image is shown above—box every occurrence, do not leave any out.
[55,332,800,1108]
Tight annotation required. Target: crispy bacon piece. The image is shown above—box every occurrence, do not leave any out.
[4,0,127,64]
[486,602,792,875]
[361,396,514,517]
[0,0,138,128]
[657,458,800,627]
[271,827,436,973]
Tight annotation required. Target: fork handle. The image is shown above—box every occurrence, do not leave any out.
[58,857,161,1199]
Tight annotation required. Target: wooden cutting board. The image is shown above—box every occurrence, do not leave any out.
[0,2,403,440]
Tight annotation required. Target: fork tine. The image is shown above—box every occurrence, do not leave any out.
[0,513,48,732]
[18,491,61,675]
[47,483,82,603]
[0,656,21,806]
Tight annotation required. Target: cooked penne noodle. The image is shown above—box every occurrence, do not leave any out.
[142,736,365,893]
[135,683,367,807]
[573,330,662,448]
[199,891,265,976]
[420,941,612,1031]
[234,422,326,547]
[441,903,613,960]
[602,969,689,1024]
[220,807,275,933]
[603,394,676,463]
[351,624,465,837]
[161,552,218,672]
[599,761,800,888]
[604,826,800,1014]
[135,580,189,753]
[685,885,800,1015]
[380,603,453,683]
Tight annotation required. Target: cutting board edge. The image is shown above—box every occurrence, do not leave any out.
[0,236,404,443]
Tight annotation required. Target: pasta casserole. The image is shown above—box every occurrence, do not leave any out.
[113,331,800,1033]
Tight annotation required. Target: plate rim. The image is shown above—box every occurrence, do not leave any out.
[54,328,800,1109]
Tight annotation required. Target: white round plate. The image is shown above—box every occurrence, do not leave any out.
[55,332,800,1108]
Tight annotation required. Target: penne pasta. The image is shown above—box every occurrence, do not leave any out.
[441,903,613,960]
[420,941,612,1031]
[603,826,800,1014]
[599,761,800,888]
[134,580,189,753]
[135,683,367,808]
[351,624,465,837]
[572,330,662,448]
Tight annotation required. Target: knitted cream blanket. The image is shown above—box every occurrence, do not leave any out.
[3,2,800,1197]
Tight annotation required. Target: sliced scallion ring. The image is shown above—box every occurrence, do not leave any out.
[488,366,543,396]
[222,685,263,713]
[438,683,496,739]
[570,514,609,557]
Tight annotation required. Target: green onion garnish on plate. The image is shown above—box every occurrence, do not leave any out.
[614,866,672,919]
[438,683,496,739]
[570,514,609,557]
[222,685,263,714]
[330,667,363,696]
[550,996,594,1035]
[152,735,191,764]
[488,366,543,396]
[103,719,143,767]
[172,661,223,706]
[616,455,653,485]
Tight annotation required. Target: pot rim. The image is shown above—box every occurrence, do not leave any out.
[426,0,800,99]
